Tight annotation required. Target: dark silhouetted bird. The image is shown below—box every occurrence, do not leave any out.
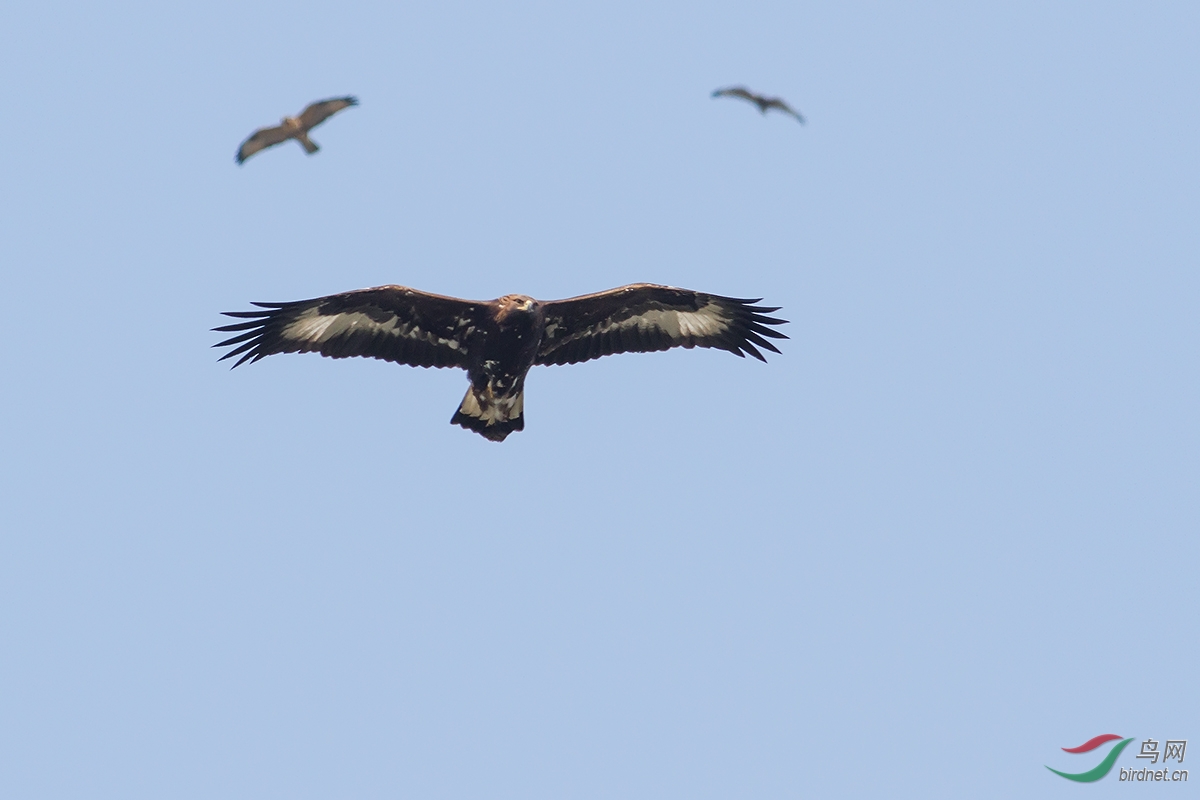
[712,86,805,124]
[214,283,787,441]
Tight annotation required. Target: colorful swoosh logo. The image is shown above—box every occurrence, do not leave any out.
[1046,736,1134,782]
[1062,734,1123,753]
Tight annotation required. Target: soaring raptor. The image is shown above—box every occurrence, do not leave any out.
[712,86,805,124]
[235,96,358,164]
[214,283,787,441]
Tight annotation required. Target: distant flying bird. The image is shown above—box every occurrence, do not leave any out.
[712,86,805,124]
[235,96,359,164]
[214,283,787,441]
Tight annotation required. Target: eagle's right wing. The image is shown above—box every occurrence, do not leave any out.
[214,285,484,370]
[235,124,294,164]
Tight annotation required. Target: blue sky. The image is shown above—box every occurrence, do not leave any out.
[1,1,1197,797]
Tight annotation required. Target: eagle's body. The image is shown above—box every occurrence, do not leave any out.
[236,96,358,164]
[451,295,544,439]
[214,283,787,441]
[712,86,805,124]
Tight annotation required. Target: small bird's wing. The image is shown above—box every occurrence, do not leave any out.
[765,98,806,124]
[214,285,484,370]
[712,86,758,103]
[298,96,359,130]
[236,123,294,164]
[535,283,787,366]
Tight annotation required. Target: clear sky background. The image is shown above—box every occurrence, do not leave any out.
[1,1,1196,797]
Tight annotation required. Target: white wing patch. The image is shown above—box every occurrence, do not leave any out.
[283,308,463,349]
[559,301,730,343]
[284,310,346,341]
[674,303,730,337]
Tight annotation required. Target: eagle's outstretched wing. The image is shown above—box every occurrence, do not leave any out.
[298,96,359,130]
[535,283,787,366]
[213,285,483,369]
[236,124,294,164]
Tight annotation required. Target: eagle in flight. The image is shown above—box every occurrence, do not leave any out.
[235,96,358,164]
[712,86,805,124]
[214,283,787,441]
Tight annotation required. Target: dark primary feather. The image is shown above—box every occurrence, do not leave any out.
[298,96,359,130]
[535,283,788,366]
[213,285,483,369]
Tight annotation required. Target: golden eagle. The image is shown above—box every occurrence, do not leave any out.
[214,283,788,441]
[235,96,359,164]
[712,86,805,124]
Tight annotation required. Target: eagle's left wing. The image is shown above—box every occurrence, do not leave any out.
[213,285,483,369]
[298,96,358,130]
[535,283,787,366]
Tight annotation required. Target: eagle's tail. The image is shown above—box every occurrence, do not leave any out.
[451,385,524,442]
[296,133,319,154]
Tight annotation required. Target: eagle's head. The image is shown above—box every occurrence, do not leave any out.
[495,294,539,316]
[282,116,302,129]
